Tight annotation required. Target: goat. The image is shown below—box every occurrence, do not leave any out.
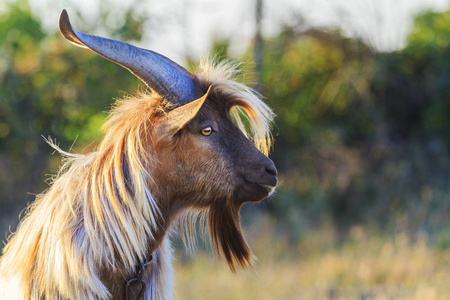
[0,9,277,300]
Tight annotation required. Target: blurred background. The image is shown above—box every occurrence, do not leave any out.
[1,0,449,299]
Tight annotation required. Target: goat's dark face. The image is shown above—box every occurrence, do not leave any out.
[152,87,277,210]
[152,86,277,270]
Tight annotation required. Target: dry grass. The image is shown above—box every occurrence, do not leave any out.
[174,216,450,300]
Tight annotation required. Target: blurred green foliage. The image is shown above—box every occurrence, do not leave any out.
[254,9,450,240]
[0,1,449,247]
[0,1,141,229]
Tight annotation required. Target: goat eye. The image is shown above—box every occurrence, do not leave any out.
[200,127,213,136]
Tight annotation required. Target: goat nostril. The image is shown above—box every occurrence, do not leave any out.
[265,165,277,177]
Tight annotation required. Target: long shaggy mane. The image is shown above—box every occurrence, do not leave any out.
[0,95,166,299]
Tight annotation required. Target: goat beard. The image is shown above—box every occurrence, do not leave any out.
[208,198,254,272]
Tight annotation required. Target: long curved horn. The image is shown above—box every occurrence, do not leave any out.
[59,9,201,105]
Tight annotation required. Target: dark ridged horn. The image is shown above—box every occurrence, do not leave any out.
[59,9,201,105]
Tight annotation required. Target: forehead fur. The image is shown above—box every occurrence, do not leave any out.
[194,58,275,155]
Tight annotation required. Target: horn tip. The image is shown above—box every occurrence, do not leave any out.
[59,9,69,27]
[59,9,71,37]
[58,9,88,48]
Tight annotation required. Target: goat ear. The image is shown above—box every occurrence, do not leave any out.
[155,85,212,141]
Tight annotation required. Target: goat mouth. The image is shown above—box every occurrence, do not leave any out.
[242,175,278,188]
[242,177,277,196]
